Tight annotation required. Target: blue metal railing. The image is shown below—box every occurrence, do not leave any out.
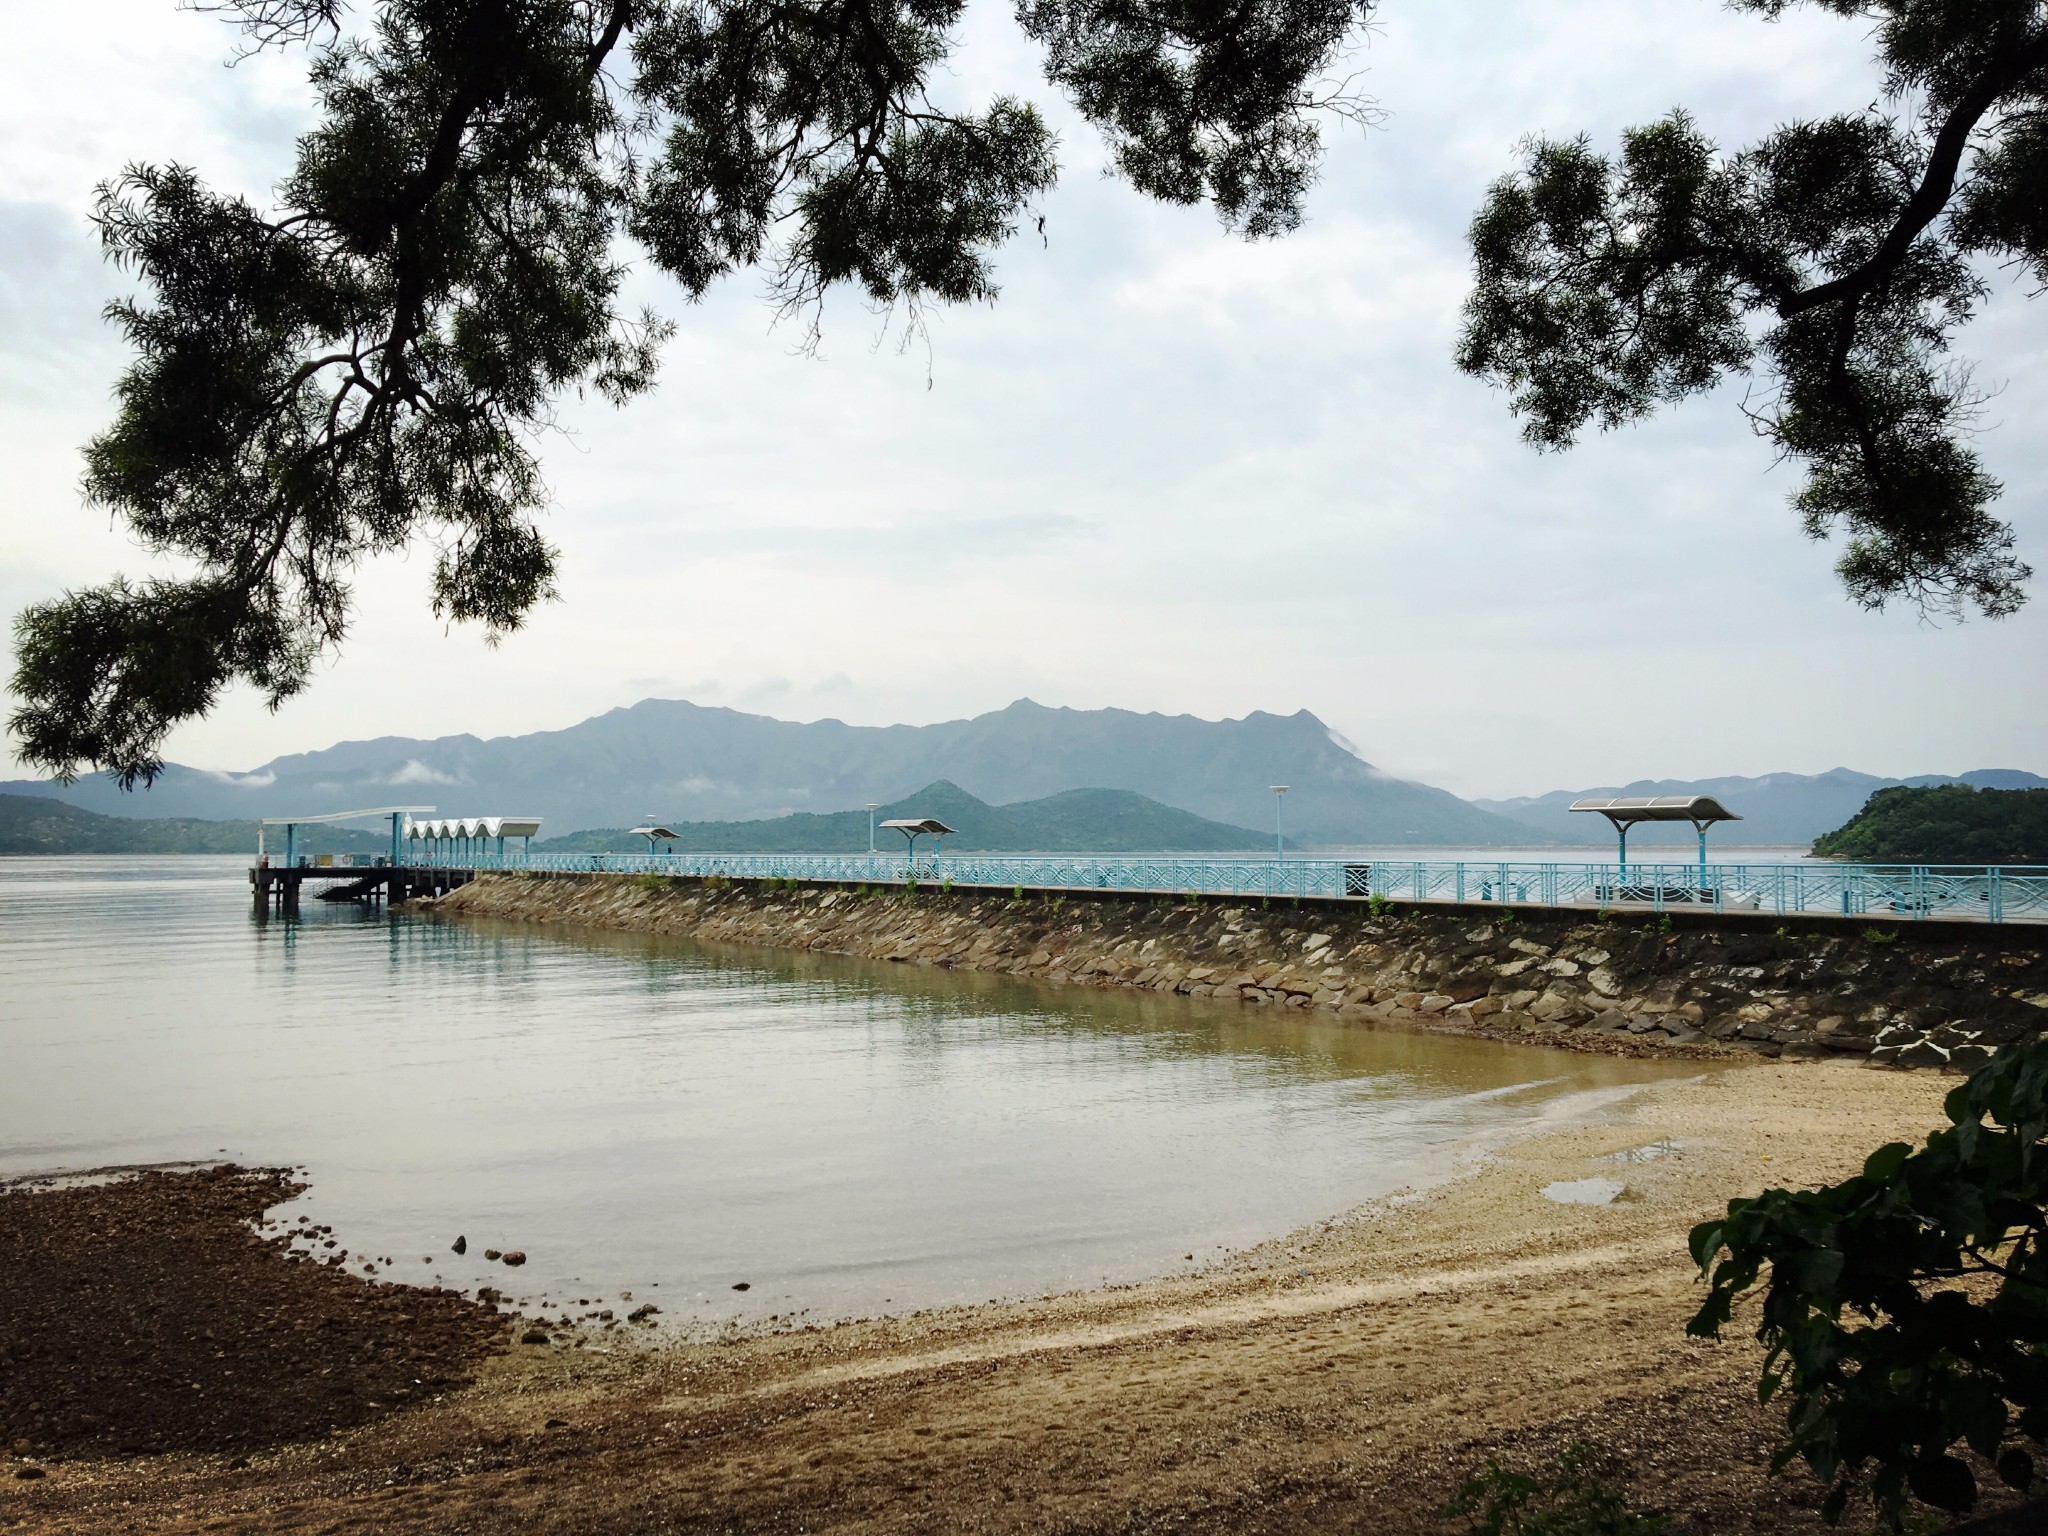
[405,847,2048,924]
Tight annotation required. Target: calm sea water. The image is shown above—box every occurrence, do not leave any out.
[0,857,1703,1330]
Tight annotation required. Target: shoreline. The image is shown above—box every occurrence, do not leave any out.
[9,1059,2031,1533]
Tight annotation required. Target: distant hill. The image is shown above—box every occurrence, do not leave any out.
[0,794,384,856]
[1474,768,2048,847]
[539,781,1276,855]
[1,698,1530,847]
[1812,785,2048,865]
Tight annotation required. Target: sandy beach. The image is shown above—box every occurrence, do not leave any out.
[7,1055,2022,1534]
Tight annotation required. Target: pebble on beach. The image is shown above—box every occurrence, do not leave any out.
[451,1235,467,1255]
[501,1251,526,1267]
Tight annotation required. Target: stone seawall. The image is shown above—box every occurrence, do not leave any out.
[425,873,2048,1069]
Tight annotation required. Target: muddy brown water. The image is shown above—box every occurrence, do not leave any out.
[0,856,1710,1331]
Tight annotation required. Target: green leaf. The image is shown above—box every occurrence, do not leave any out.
[1996,1448,2035,1492]
[1863,1142,1913,1182]
[1688,1219,1726,1270]
[1905,1455,1977,1513]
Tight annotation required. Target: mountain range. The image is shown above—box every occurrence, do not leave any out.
[2,696,2041,849]
[538,781,1275,854]
[0,699,1524,846]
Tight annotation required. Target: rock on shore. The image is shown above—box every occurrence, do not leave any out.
[426,874,2048,1067]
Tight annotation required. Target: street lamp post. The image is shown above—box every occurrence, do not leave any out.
[866,803,880,854]
[1269,786,1288,859]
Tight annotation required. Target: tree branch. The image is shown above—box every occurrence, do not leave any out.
[1779,26,2048,320]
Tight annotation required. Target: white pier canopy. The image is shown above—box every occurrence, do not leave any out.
[404,815,545,861]
[1569,795,1740,875]
[879,816,955,856]
[259,805,436,867]
[629,824,681,853]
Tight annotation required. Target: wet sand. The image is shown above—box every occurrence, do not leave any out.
[0,1166,507,1461]
[2,1059,2017,1534]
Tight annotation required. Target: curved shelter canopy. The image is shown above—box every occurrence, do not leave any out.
[1569,796,1740,874]
[1568,796,1739,828]
[879,818,956,837]
[879,816,955,854]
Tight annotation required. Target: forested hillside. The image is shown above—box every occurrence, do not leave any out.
[1812,786,2048,866]
[0,796,381,856]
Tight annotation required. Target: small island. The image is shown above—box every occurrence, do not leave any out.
[1813,784,2048,866]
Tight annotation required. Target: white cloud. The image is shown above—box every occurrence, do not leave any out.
[381,759,462,787]
[196,768,276,789]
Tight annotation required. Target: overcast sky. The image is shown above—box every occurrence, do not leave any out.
[2,0,2043,799]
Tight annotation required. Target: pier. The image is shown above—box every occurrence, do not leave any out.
[402,848,2048,925]
[250,807,542,914]
[250,861,477,916]
[246,806,2045,925]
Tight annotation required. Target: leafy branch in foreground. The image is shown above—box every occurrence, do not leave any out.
[1459,0,2045,621]
[9,0,1376,787]
[1688,1041,2048,1526]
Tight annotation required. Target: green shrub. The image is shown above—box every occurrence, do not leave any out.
[1863,927,1899,945]
[1690,1041,2048,1524]
[1441,1443,1669,1536]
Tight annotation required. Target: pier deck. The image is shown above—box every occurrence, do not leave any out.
[378,852,2048,926]
[249,863,476,915]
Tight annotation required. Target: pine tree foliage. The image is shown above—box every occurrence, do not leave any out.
[1457,0,2046,623]
[8,0,1374,786]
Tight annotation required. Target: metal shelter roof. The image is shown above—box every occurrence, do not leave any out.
[260,805,435,826]
[879,818,955,836]
[630,825,681,841]
[1568,796,1740,826]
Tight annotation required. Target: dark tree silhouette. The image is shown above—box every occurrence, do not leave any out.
[8,0,1375,785]
[1458,0,2045,624]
